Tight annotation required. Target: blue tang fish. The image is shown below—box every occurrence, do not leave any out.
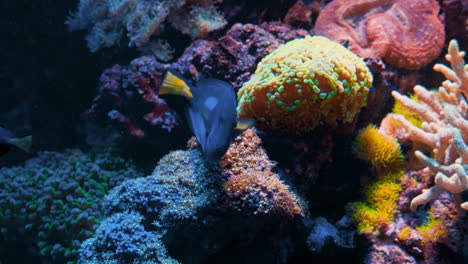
[0,127,32,156]
[160,70,253,161]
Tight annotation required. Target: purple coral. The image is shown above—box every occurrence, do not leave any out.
[87,57,178,136]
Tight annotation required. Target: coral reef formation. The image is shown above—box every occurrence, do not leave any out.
[168,3,227,39]
[79,149,222,263]
[80,212,179,264]
[88,22,309,138]
[172,22,309,88]
[380,39,468,211]
[349,40,466,263]
[305,216,355,253]
[314,0,445,70]
[350,125,404,233]
[0,149,142,263]
[220,129,303,216]
[104,149,221,223]
[350,125,463,262]
[6,0,468,263]
[87,57,176,137]
[80,145,303,263]
[237,36,372,134]
[67,0,226,52]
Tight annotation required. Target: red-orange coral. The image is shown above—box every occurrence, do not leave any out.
[314,0,445,70]
[220,129,303,217]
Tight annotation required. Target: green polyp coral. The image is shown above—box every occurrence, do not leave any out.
[0,149,142,263]
[237,36,372,134]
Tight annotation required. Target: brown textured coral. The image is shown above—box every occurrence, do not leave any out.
[314,0,445,70]
[220,129,303,217]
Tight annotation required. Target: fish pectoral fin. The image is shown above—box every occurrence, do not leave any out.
[234,118,256,130]
[8,135,32,152]
[160,70,194,98]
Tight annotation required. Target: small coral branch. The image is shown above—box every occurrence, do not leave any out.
[380,40,468,210]
[411,134,468,211]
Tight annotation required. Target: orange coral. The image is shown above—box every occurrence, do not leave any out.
[314,0,445,70]
[220,129,303,217]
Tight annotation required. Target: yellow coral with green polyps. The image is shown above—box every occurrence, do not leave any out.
[237,36,372,134]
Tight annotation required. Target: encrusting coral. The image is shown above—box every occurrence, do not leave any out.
[380,39,468,211]
[220,129,303,217]
[67,0,226,52]
[314,0,445,70]
[237,36,372,134]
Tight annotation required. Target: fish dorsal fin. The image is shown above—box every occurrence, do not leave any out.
[160,70,193,98]
[8,135,32,152]
[234,118,256,130]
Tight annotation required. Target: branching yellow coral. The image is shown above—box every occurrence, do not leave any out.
[380,40,468,211]
[237,36,372,134]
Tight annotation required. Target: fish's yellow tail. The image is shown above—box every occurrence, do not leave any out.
[160,70,193,98]
[235,118,256,130]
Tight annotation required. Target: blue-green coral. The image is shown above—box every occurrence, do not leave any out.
[0,149,142,263]
[79,212,179,264]
[79,149,223,263]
